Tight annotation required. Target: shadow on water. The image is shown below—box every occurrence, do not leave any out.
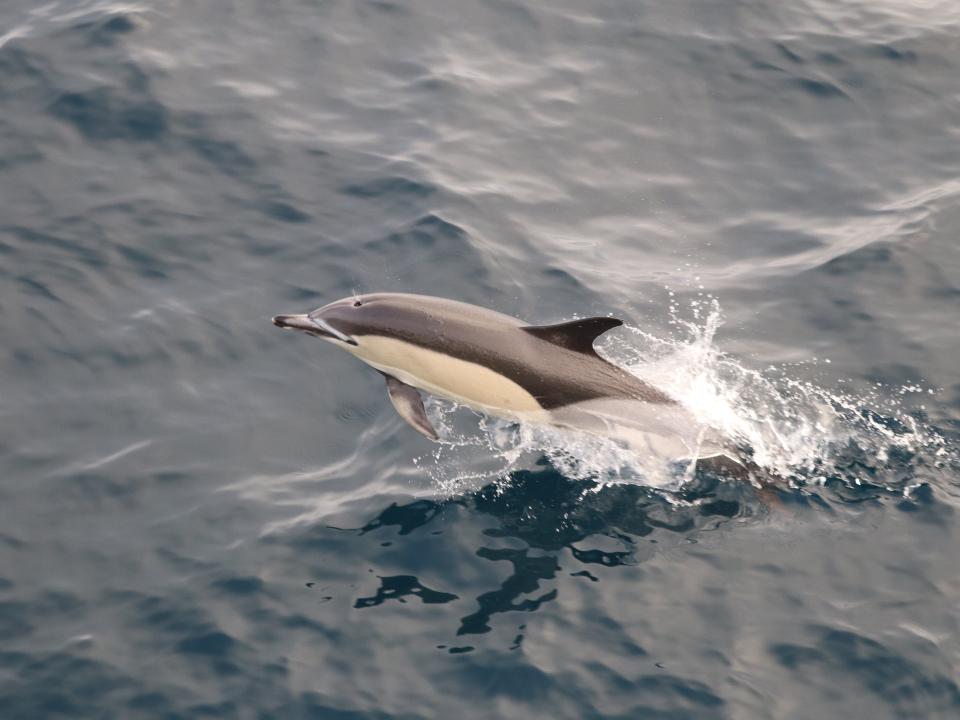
[328,439,957,646]
[343,460,776,640]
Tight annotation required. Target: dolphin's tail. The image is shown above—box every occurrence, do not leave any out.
[696,452,784,489]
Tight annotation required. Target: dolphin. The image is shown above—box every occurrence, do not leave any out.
[273,292,736,464]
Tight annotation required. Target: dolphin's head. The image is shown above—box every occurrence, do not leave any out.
[272,293,442,351]
[272,296,366,346]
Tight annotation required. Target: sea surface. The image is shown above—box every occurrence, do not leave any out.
[2,1,960,718]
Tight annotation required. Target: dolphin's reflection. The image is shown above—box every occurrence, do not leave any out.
[354,461,762,638]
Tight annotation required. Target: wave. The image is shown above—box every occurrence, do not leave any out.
[418,294,955,500]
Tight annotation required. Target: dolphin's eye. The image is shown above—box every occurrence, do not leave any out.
[353,301,362,307]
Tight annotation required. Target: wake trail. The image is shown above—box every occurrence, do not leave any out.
[418,296,956,501]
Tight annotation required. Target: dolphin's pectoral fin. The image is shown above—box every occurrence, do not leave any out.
[522,316,624,354]
[383,374,439,441]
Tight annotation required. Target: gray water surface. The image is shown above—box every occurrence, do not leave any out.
[2,1,960,718]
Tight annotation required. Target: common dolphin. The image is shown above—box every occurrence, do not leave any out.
[273,293,734,464]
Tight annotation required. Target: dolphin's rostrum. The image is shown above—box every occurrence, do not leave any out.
[274,292,732,463]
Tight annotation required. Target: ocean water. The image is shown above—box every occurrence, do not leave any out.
[2,0,960,718]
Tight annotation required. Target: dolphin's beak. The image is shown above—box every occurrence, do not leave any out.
[272,314,357,345]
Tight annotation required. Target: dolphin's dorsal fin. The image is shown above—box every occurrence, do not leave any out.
[522,317,623,354]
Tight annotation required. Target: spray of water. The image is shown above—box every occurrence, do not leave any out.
[417,296,954,500]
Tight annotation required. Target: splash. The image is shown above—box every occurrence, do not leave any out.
[417,296,954,500]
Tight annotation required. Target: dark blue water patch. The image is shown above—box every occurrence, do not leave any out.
[366,0,407,15]
[927,283,960,302]
[456,548,559,635]
[541,266,589,292]
[124,592,230,649]
[340,176,436,200]
[733,44,789,74]
[798,417,947,501]
[0,44,51,96]
[346,467,772,564]
[176,631,236,658]
[211,576,266,597]
[0,589,89,645]
[183,700,240,718]
[289,462,943,651]
[0,647,185,720]
[57,471,141,503]
[34,589,86,616]
[790,77,848,99]
[864,364,931,389]
[698,499,740,518]
[365,213,469,254]
[0,600,33,642]
[770,627,960,718]
[438,652,725,718]
[16,274,61,302]
[408,73,460,96]
[86,14,138,47]
[719,222,823,259]
[815,51,846,66]
[279,610,344,646]
[434,654,561,702]
[3,226,108,269]
[115,243,168,279]
[568,545,632,567]
[867,44,919,64]
[0,124,43,172]
[895,482,936,512]
[359,499,444,536]
[49,88,168,142]
[354,575,459,608]
[0,532,26,549]
[272,696,418,720]
[443,645,473,654]
[469,470,656,549]
[468,466,763,552]
[186,136,258,176]
[259,200,312,224]
[821,243,895,277]
[770,642,823,668]
[570,569,599,582]
[774,42,805,66]
[0,650,30,671]
[893,483,955,529]
[124,691,176,715]
[271,467,768,643]
[628,674,726,716]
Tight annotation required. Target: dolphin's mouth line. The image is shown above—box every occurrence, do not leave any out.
[272,315,358,346]
[309,317,358,345]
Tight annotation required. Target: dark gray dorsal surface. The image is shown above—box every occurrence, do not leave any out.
[522,317,624,355]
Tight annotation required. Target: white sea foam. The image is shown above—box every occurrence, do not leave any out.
[418,296,953,499]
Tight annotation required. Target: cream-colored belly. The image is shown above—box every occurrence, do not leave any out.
[347,335,544,416]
